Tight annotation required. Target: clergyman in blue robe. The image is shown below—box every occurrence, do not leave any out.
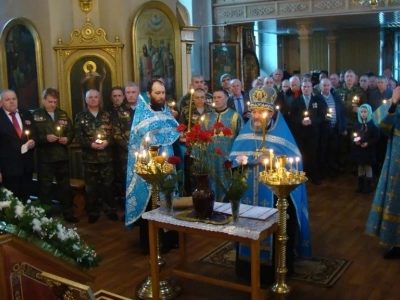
[229,86,312,283]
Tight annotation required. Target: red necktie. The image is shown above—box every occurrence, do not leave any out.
[9,112,22,138]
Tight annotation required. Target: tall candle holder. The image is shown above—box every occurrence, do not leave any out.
[135,146,181,300]
[259,155,307,295]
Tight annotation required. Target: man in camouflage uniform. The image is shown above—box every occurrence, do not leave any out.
[109,86,134,211]
[75,89,117,224]
[32,88,78,223]
[334,69,367,172]
[177,74,212,112]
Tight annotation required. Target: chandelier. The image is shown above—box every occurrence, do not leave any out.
[353,0,393,9]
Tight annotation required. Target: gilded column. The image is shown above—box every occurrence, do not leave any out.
[297,22,312,74]
[327,32,337,74]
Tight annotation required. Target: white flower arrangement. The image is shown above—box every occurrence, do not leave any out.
[0,187,100,269]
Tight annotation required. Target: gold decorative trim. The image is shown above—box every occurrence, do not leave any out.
[79,0,93,14]
[54,18,124,118]
[0,18,44,107]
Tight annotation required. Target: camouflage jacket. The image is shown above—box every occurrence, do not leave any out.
[109,102,134,151]
[75,109,113,163]
[334,84,366,125]
[178,104,213,126]
[32,107,74,163]
[177,92,213,112]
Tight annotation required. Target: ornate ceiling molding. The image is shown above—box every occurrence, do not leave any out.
[213,0,400,24]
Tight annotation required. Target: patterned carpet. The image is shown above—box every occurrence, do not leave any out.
[197,242,352,287]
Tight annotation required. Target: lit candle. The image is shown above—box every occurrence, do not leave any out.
[327,108,332,118]
[275,162,280,169]
[353,132,360,142]
[275,105,280,110]
[25,130,30,140]
[212,102,215,107]
[134,152,138,160]
[303,111,309,121]
[263,158,269,171]
[262,112,267,148]
[144,136,150,149]
[171,101,175,107]
[247,101,250,106]
[289,157,294,172]
[383,99,387,105]
[187,89,195,131]
[269,149,274,171]
[200,115,205,123]
[352,96,359,106]
[295,157,300,172]
[142,149,147,158]
[56,126,61,138]
[162,151,167,157]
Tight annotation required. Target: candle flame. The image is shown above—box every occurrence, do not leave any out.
[304,111,308,116]
[190,89,194,94]
[263,158,269,165]
[162,152,166,157]
[329,108,332,113]
[171,101,175,106]
[289,157,294,163]
[269,149,273,154]
[295,157,300,162]
[353,132,357,137]
[145,136,150,142]
[97,134,101,139]
[25,130,30,135]
[200,115,205,121]
[57,126,61,131]
[275,105,280,110]
[275,162,280,168]
[262,112,267,118]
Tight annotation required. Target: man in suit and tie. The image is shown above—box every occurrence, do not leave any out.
[228,79,251,123]
[289,80,327,185]
[0,89,36,202]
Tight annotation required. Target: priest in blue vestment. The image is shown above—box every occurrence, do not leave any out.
[202,89,243,201]
[125,79,180,253]
[366,86,400,259]
[229,86,312,283]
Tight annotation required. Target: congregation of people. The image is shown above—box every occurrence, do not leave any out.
[1,63,400,285]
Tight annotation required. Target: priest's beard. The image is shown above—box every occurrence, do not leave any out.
[251,120,263,133]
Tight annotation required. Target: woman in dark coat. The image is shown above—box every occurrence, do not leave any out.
[352,104,380,193]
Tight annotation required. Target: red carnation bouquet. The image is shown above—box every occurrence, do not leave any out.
[177,122,232,175]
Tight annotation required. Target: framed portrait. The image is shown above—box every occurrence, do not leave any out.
[0,18,44,110]
[132,2,182,101]
[70,56,112,118]
[210,42,240,92]
[242,50,260,91]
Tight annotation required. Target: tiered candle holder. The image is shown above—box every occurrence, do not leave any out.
[135,146,181,300]
[259,155,307,295]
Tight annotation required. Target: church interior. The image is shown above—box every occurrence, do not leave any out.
[1,0,400,299]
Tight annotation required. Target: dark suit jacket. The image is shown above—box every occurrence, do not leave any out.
[0,107,37,177]
[228,92,250,122]
[289,94,327,139]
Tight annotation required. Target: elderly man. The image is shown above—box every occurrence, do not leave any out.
[177,74,211,112]
[228,79,251,122]
[75,89,117,224]
[229,86,311,284]
[0,89,36,202]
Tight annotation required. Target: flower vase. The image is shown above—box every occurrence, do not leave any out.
[229,200,241,223]
[165,192,174,215]
[192,174,215,219]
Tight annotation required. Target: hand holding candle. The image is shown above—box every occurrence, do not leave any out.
[353,132,360,142]
[303,111,309,121]
[96,133,103,144]
[327,108,332,118]
[56,126,61,138]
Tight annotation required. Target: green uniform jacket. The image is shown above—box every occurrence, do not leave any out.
[109,102,133,151]
[75,109,113,163]
[334,84,367,125]
[32,107,74,163]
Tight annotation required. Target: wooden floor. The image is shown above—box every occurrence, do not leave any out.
[74,173,400,300]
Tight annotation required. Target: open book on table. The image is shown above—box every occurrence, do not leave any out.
[213,202,277,221]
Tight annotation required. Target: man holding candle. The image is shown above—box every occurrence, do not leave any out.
[177,74,211,112]
[229,85,311,284]
[0,89,36,202]
[75,89,117,224]
[290,80,327,185]
[32,88,78,222]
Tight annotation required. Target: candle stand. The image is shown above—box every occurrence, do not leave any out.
[259,155,307,295]
[135,147,181,300]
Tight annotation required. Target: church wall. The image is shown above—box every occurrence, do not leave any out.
[0,0,179,96]
[279,27,379,76]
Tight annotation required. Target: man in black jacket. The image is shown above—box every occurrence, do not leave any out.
[0,89,36,202]
[317,78,348,179]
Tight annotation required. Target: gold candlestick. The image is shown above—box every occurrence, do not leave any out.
[261,112,267,149]
[187,89,195,132]
[259,155,307,295]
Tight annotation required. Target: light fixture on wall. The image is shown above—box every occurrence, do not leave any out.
[353,0,393,9]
